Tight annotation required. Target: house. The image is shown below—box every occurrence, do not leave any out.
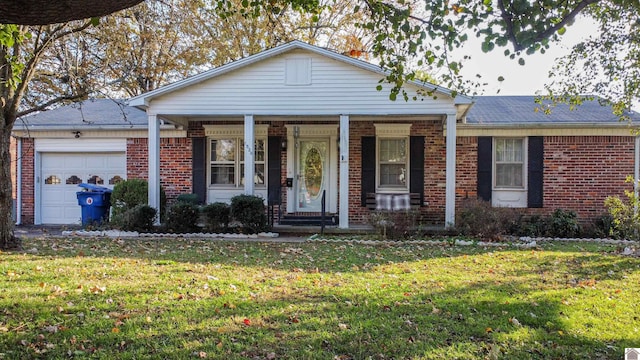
[11,41,640,228]
[11,99,186,225]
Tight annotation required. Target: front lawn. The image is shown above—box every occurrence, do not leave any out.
[1,237,638,359]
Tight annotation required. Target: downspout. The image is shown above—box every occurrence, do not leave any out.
[16,137,22,225]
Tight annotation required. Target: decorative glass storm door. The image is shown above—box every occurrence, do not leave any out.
[296,140,329,212]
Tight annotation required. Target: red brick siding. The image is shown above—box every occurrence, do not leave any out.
[19,128,632,227]
[347,120,447,225]
[456,135,635,223]
[543,136,634,221]
[20,138,35,224]
[456,136,478,202]
[126,137,192,201]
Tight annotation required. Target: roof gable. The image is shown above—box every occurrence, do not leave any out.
[129,40,472,108]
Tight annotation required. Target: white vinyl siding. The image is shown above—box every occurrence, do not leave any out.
[147,50,456,116]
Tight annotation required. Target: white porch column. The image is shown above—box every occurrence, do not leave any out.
[339,115,350,228]
[445,113,457,228]
[148,113,161,225]
[244,115,255,195]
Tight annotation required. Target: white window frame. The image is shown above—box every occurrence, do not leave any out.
[374,124,411,193]
[204,125,268,189]
[492,137,528,208]
[493,137,527,190]
[209,137,266,188]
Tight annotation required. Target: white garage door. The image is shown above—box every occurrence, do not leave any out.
[40,153,126,224]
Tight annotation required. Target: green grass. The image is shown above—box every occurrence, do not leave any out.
[1,237,639,359]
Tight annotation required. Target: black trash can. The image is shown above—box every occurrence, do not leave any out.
[77,183,113,226]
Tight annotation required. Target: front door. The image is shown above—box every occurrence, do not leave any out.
[296,139,329,212]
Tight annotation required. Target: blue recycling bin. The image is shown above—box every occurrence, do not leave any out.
[77,183,113,226]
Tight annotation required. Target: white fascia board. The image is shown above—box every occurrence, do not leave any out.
[127,40,473,107]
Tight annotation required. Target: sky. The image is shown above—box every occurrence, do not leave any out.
[455,16,599,96]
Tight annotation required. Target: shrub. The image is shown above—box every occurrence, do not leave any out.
[110,179,166,220]
[368,210,419,240]
[510,214,546,237]
[543,208,582,238]
[176,193,200,205]
[163,202,201,233]
[202,202,231,233]
[110,204,157,232]
[230,195,267,233]
[456,198,519,241]
[586,214,620,239]
[605,193,640,240]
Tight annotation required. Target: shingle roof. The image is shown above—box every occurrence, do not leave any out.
[466,96,640,124]
[15,99,147,129]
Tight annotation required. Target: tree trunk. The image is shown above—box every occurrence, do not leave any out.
[0,124,20,250]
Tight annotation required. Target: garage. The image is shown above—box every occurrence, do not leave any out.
[39,152,126,224]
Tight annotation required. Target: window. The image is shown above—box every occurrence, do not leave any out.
[378,138,408,189]
[494,138,525,188]
[210,138,265,187]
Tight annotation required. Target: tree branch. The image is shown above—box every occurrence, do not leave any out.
[501,0,601,51]
[17,92,88,118]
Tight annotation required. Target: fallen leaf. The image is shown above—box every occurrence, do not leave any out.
[509,318,522,327]
[43,325,59,333]
[90,285,106,294]
[338,323,349,330]
[112,327,120,333]
[485,327,493,333]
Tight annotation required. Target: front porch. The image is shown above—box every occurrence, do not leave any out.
[128,41,472,229]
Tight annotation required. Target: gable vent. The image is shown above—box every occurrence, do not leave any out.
[285,57,311,85]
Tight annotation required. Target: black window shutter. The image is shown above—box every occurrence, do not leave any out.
[409,136,425,206]
[267,136,282,205]
[361,136,376,206]
[477,136,492,202]
[528,136,544,208]
[192,137,206,204]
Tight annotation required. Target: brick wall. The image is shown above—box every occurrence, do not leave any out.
[18,129,632,227]
[126,137,193,201]
[20,138,35,224]
[455,136,478,202]
[543,136,634,221]
[456,135,635,223]
[347,120,447,225]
